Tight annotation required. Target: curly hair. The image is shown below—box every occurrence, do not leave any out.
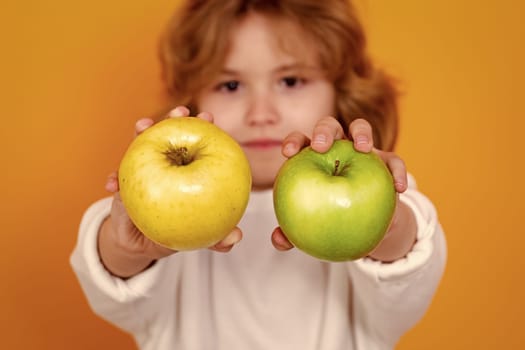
[158,0,399,151]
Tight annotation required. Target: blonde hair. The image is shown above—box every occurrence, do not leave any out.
[159,0,399,151]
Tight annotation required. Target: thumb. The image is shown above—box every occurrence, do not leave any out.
[210,227,243,253]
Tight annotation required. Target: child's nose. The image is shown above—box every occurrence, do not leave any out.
[245,91,280,126]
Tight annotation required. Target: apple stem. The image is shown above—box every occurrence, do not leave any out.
[165,147,192,166]
[334,160,341,176]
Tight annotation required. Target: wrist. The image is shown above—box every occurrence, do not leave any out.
[367,200,417,262]
[97,216,156,279]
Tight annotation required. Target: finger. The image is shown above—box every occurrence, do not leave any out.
[196,111,214,123]
[271,227,294,251]
[282,131,310,158]
[348,118,373,153]
[167,106,190,118]
[105,171,119,193]
[134,118,155,136]
[210,227,243,253]
[378,150,408,193]
[311,116,345,153]
[113,191,122,203]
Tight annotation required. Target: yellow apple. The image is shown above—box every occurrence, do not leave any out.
[118,117,252,250]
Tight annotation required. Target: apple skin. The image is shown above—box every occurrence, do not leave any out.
[273,139,396,261]
[118,117,252,251]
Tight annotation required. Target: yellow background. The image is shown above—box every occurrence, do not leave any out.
[1,0,524,349]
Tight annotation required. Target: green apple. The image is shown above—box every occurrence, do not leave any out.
[118,117,252,250]
[273,139,396,261]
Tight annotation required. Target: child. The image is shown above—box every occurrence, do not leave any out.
[71,1,447,349]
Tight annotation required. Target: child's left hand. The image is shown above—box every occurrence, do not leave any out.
[271,117,415,260]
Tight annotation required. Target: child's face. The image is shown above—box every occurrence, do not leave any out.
[197,12,336,190]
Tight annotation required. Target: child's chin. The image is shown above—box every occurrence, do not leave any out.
[250,167,280,190]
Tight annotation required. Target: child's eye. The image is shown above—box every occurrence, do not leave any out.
[280,76,305,88]
[217,80,240,92]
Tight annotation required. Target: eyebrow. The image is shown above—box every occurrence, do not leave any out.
[219,63,320,76]
[274,63,318,73]
[219,68,240,76]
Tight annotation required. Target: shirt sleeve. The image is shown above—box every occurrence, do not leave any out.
[347,175,447,349]
[69,197,174,335]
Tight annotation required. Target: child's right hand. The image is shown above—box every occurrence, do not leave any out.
[98,106,243,278]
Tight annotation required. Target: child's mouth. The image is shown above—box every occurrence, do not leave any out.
[242,139,282,149]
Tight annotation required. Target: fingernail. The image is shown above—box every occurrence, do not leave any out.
[355,135,368,145]
[283,240,293,249]
[277,237,293,250]
[168,106,188,118]
[395,182,406,192]
[284,142,295,154]
[219,231,241,247]
[136,119,148,129]
[168,109,182,118]
[313,134,326,145]
[198,112,212,121]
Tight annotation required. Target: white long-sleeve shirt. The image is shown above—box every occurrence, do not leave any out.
[70,176,446,350]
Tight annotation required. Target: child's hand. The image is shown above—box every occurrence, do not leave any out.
[272,117,410,254]
[100,106,243,277]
